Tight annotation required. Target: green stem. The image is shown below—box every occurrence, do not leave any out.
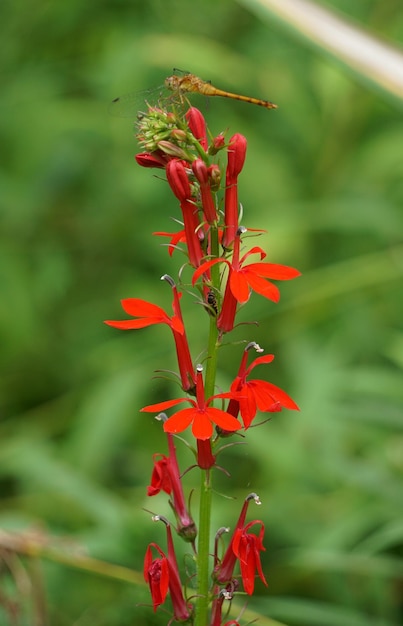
[195,223,221,625]
[195,469,213,626]
[204,315,219,398]
[204,222,220,399]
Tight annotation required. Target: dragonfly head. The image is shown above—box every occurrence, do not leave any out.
[165,75,181,92]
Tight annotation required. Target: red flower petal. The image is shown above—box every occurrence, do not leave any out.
[246,263,301,280]
[192,258,225,285]
[245,355,275,375]
[105,317,166,330]
[163,407,197,434]
[229,270,250,303]
[205,407,241,432]
[153,230,186,256]
[239,246,267,264]
[120,298,168,318]
[191,411,214,439]
[238,385,258,428]
[243,271,280,302]
[250,380,299,411]
[141,398,191,413]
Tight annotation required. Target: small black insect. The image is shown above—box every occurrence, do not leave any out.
[207,290,218,316]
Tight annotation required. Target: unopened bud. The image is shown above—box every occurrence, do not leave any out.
[158,140,188,160]
[191,158,208,185]
[208,164,221,191]
[166,160,191,201]
[170,129,188,141]
[209,133,226,155]
[227,133,247,180]
[192,160,217,224]
[185,107,208,150]
[135,152,166,169]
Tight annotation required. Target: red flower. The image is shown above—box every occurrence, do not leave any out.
[214,493,266,596]
[104,297,183,332]
[147,439,196,540]
[143,543,169,612]
[141,365,240,440]
[105,277,196,392]
[144,521,193,620]
[233,520,268,595]
[147,453,172,496]
[193,227,301,306]
[227,343,299,428]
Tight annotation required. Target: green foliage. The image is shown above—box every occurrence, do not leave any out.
[0,0,402,624]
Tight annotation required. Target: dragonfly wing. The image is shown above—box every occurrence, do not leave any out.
[108,85,165,117]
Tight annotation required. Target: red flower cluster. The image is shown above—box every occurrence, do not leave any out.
[106,103,300,624]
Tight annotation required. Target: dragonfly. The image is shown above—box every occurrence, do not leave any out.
[110,72,277,117]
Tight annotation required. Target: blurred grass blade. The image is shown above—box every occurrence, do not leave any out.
[261,597,397,626]
[238,0,403,104]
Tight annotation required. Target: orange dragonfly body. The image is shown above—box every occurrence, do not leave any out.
[110,72,277,117]
[165,73,277,110]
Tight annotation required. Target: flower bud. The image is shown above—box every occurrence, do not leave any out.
[166,159,191,201]
[170,128,188,141]
[209,133,226,155]
[185,107,208,150]
[227,133,247,180]
[135,152,167,169]
[208,164,221,191]
[192,159,217,224]
[158,140,189,160]
[191,158,208,185]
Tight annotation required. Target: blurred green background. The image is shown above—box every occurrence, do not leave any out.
[1,0,403,624]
